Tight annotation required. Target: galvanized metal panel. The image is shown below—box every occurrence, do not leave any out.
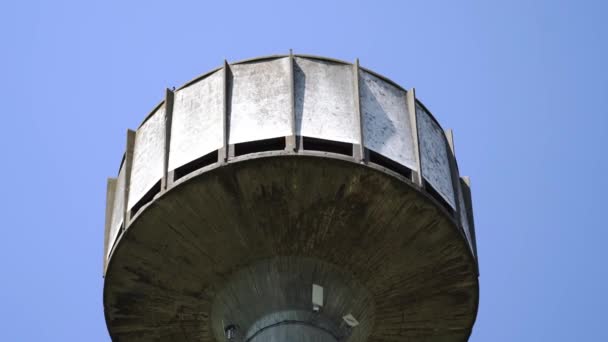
[229,58,292,144]
[128,106,165,210]
[416,104,456,208]
[169,70,224,171]
[294,57,358,143]
[108,164,126,257]
[360,70,418,170]
[406,89,423,185]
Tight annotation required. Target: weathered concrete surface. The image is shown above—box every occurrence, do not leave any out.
[210,257,375,342]
[104,156,478,341]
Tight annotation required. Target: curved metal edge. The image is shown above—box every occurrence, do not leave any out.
[177,66,224,92]
[231,54,289,65]
[414,97,447,135]
[293,53,351,65]
[116,152,125,174]
[133,53,449,133]
[137,97,166,128]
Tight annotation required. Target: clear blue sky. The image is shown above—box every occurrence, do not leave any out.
[1,0,606,340]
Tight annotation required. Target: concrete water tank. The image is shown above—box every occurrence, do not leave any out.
[103,53,479,341]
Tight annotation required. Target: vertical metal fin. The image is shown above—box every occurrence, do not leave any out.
[445,129,456,158]
[353,58,366,162]
[406,88,423,186]
[287,49,297,151]
[163,88,175,189]
[220,60,231,163]
[124,130,136,227]
[461,176,479,266]
[103,178,117,276]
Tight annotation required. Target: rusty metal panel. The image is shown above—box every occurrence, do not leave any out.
[128,106,165,210]
[294,57,358,143]
[229,58,292,144]
[360,70,418,170]
[169,70,224,171]
[416,104,456,208]
[108,164,126,257]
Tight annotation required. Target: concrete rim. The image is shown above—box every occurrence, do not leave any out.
[104,154,479,341]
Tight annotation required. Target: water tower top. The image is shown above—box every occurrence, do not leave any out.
[103,53,479,341]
